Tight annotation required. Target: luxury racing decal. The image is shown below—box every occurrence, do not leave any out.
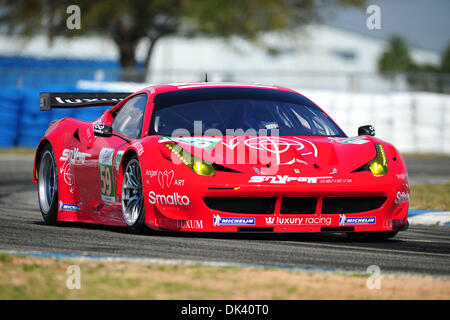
[98,148,116,203]
[213,215,255,226]
[58,201,81,212]
[339,215,376,226]
[158,136,221,150]
[265,217,332,226]
[60,148,91,193]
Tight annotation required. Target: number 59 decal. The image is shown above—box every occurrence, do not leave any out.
[99,148,116,202]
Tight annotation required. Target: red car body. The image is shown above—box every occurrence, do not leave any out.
[33,83,409,236]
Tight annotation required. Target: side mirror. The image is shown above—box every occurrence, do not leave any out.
[358,125,375,136]
[93,124,113,137]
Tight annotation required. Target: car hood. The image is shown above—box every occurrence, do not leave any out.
[158,135,378,176]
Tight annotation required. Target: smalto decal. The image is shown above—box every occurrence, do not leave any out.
[98,148,116,203]
[59,201,81,212]
[148,191,190,206]
[213,215,255,226]
[395,191,410,205]
[339,215,376,226]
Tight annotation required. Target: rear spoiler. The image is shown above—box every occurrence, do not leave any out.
[39,92,133,111]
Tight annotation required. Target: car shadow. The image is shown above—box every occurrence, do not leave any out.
[33,220,403,244]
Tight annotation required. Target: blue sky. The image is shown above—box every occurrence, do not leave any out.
[321,0,450,52]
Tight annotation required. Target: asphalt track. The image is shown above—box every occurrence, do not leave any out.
[0,154,449,276]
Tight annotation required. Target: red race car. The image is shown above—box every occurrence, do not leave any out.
[34,83,409,239]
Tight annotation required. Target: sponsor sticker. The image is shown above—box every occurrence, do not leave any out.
[134,142,144,156]
[98,148,116,203]
[395,191,410,205]
[148,191,190,206]
[249,175,333,184]
[158,136,221,150]
[339,215,376,226]
[156,218,203,230]
[145,169,158,178]
[60,148,91,193]
[114,151,124,171]
[265,216,332,226]
[59,201,81,212]
[60,148,91,164]
[157,170,185,188]
[331,137,370,145]
[213,215,255,226]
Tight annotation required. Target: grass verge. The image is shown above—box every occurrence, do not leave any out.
[0,148,35,155]
[0,253,448,299]
[410,183,450,211]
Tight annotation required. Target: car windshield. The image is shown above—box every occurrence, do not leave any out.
[150,88,346,137]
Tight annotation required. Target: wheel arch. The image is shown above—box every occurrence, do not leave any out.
[34,139,52,182]
[116,148,139,200]
[117,148,148,233]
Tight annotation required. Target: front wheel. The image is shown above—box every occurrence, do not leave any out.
[122,156,146,234]
[346,231,398,241]
[38,144,59,225]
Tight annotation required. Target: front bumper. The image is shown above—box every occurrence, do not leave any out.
[144,174,410,233]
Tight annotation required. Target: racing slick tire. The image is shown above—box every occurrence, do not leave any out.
[122,155,147,234]
[346,231,398,241]
[37,144,59,225]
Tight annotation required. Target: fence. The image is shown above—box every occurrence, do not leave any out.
[302,90,450,155]
[1,82,449,154]
[0,86,109,147]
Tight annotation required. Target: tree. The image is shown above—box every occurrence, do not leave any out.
[377,35,415,73]
[441,43,450,74]
[0,0,365,81]
[377,36,450,92]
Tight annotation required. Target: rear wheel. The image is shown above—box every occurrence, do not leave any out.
[38,144,59,225]
[122,156,146,234]
[346,231,398,241]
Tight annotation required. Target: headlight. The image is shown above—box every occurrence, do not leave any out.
[352,143,388,177]
[368,143,388,176]
[164,143,215,177]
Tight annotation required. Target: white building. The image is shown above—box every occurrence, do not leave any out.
[0,20,441,93]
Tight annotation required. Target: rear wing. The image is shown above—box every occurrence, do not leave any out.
[39,92,133,111]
